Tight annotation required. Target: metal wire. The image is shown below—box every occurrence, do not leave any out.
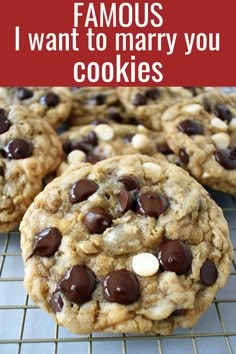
[0,201,235,354]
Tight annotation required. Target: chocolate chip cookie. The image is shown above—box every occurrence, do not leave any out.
[0,87,72,129]
[117,87,213,131]
[20,154,232,335]
[0,105,62,232]
[57,122,176,175]
[162,91,236,195]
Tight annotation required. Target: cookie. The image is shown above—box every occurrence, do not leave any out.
[0,105,62,232]
[20,154,232,335]
[56,122,176,175]
[161,90,236,195]
[0,87,72,129]
[117,87,213,131]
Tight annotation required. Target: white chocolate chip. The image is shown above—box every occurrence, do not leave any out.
[169,87,183,92]
[138,301,176,320]
[202,172,211,179]
[143,162,162,179]
[67,150,86,165]
[212,133,230,149]
[132,253,159,277]
[132,134,151,150]
[211,117,228,131]
[94,124,114,141]
[182,104,202,114]
[229,118,236,130]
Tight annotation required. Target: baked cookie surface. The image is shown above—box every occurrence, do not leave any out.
[162,91,236,195]
[0,87,72,129]
[117,87,213,131]
[20,154,232,335]
[0,105,62,231]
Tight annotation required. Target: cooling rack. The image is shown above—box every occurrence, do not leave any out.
[0,189,235,354]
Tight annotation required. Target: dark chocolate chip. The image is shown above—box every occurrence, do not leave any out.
[84,207,112,234]
[118,175,140,191]
[40,92,60,107]
[137,192,169,218]
[42,173,56,187]
[156,240,192,275]
[31,227,62,257]
[0,108,5,115]
[123,134,134,143]
[200,260,218,286]
[0,113,11,134]
[102,269,140,305]
[203,96,212,113]
[69,179,98,203]
[88,93,106,106]
[158,144,173,155]
[83,131,98,146]
[119,190,134,213]
[215,148,236,170]
[214,104,232,123]
[171,309,184,316]
[127,117,141,126]
[178,119,204,135]
[179,148,189,165]
[145,88,160,100]
[63,141,72,154]
[50,291,64,312]
[86,153,104,164]
[3,139,33,159]
[108,108,123,123]
[132,93,147,106]
[17,87,34,100]
[0,166,4,177]
[59,265,96,304]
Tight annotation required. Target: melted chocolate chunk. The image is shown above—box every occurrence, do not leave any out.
[118,175,140,191]
[59,265,96,304]
[31,227,62,257]
[119,190,134,213]
[214,104,232,123]
[145,88,160,100]
[137,192,169,218]
[156,240,192,275]
[178,119,204,135]
[200,260,218,286]
[102,269,140,305]
[50,291,64,312]
[84,207,112,233]
[3,139,33,159]
[0,112,11,134]
[69,179,98,203]
[179,148,189,165]
[132,93,147,106]
[40,92,60,107]
[17,87,33,100]
[215,148,236,170]
[88,93,106,106]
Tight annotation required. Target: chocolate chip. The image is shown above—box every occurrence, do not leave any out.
[68,132,98,155]
[86,153,104,164]
[156,240,192,275]
[0,113,11,134]
[59,265,96,304]
[200,259,218,286]
[0,108,5,115]
[214,104,232,122]
[42,173,56,187]
[123,134,134,143]
[0,166,4,177]
[31,227,62,257]
[108,108,123,123]
[179,148,189,165]
[88,93,106,106]
[202,96,212,113]
[132,93,147,106]
[3,139,33,159]
[215,148,236,170]
[158,144,173,155]
[83,131,98,146]
[69,179,98,203]
[102,269,140,305]
[84,207,112,234]
[127,117,141,126]
[171,309,184,316]
[118,175,140,191]
[145,88,160,100]
[119,190,134,213]
[17,87,34,100]
[178,119,204,135]
[50,291,64,312]
[40,92,60,107]
[137,192,169,218]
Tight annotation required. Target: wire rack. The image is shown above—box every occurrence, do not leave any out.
[0,190,235,354]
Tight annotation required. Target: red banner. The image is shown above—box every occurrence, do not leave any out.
[0,0,235,85]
